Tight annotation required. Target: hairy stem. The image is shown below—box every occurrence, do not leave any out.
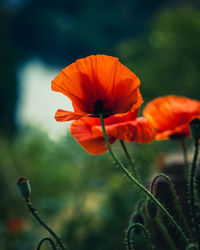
[151,174,192,238]
[189,141,200,247]
[155,216,178,250]
[37,237,57,250]
[120,140,139,181]
[126,223,153,250]
[100,113,189,246]
[26,198,65,250]
[180,138,188,174]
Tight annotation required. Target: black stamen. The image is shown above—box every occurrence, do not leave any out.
[94,100,104,114]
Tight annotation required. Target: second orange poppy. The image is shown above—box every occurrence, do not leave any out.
[143,95,200,140]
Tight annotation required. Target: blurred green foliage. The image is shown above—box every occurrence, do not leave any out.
[117,4,200,102]
[0,127,163,250]
[0,123,189,249]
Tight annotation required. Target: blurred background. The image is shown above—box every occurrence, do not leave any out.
[0,0,200,249]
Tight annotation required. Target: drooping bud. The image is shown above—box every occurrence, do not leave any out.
[17,177,31,199]
[131,213,144,234]
[147,199,158,219]
[189,118,200,143]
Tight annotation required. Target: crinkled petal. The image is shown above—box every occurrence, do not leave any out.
[52,55,142,117]
[55,109,82,122]
[70,110,155,154]
[70,117,115,155]
[156,124,190,140]
[105,117,156,143]
[76,138,112,155]
[143,95,200,136]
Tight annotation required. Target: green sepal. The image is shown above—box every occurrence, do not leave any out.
[190,118,200,142]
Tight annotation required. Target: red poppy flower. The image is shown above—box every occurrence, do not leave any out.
[52,55,143,121]
[143,95,200,140]
[70,110,155,154]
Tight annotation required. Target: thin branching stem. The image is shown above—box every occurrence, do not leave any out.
[120,140,139,181]
[180,138,189,174]
[155,216,178,250]
[37,237,57,250]
[100,113,190,246]
[189,141,200,248]
[26,198,65,250]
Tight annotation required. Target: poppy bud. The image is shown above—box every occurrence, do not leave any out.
[17,177,31,199]
[131,213,144,234]
[186,244,197,250]
[147,199,157,219]
[190,118,200,142]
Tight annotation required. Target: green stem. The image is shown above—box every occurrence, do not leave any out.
[120,140,139,181]
[26,198,65,250]
[100,114,189,246]
[180,138,188,173]
[151,174,192,238]
[37,237,57,250]
[155,216,178,250]
[126,223,153,250]
[189,141,200,247]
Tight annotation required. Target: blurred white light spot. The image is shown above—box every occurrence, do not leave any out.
[17,59,73,140]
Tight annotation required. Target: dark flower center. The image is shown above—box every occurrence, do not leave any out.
[94,100,104,114]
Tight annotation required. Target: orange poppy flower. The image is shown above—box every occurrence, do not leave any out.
[143,95,200,140]
[70,110,155,154]
[52,55,143,121]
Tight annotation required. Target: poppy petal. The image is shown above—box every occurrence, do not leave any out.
[104,109,139,125]
[105,117,156,143]
[76,138,111,155]
[55,109,82,122]
[52,55,142,118]
[70,111,155,154]
[112,82,143,114]
[155,124,189,140]
[143,95,200,139]
[70,117,115,154]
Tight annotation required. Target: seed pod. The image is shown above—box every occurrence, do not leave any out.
[17,177,31,199]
